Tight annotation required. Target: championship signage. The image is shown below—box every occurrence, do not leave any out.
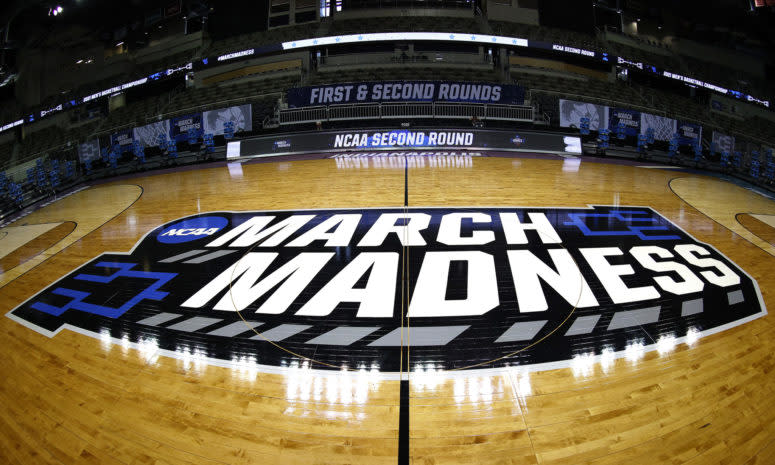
[8,207,765,373]
[169,112,203,143]
[677,121,703,146]
[286,81,525,108]
[236,129,581,156]
[608,108,641,137]
[333,130,475,149]
[110,129,135,147]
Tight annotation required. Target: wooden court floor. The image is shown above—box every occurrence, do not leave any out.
[0,154,773,464]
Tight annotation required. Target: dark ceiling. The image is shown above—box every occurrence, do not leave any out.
[0,0,211,48]
[1,1,772,50]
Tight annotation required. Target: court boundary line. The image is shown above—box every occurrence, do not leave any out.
[735,212,775,249]
[668,176,775,258]
[0,220,77,273]
[0,184,144,291]
[398,153,410,465]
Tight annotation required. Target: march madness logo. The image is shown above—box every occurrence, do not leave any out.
[7,207,766,373]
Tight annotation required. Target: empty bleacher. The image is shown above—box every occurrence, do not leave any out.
[311,64,500,86]
[204,23,320,58]
[0,71,299,173]
[0,13,773,203]
[490,21,605,54]
[329,15,481,35]
[165,76,296,116]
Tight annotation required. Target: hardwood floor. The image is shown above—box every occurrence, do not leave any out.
[0,154,772,464]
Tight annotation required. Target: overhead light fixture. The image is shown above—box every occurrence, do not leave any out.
[50,5,64,16]
[76,59,83,64]
[116,41,124,47]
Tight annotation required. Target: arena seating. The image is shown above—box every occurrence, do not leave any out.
[311,65,500,87]
[204,23,319,58]
[0,73,292,175]
[490,21,604,54]
[512,69,647,108]
[1,10,774,221]
[329,16,482,36]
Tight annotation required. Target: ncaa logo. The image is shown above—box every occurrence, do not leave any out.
[511,134,525,146]
[157,216,228,244]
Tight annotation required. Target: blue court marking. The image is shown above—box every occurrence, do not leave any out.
[31,262,177,318]
[564,210,682,240]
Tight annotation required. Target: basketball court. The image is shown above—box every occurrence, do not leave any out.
[1,151,773,464]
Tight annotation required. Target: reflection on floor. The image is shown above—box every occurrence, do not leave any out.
[0,154,772,464]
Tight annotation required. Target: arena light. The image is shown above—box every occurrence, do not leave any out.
[50,5,64,16]
[0,119,23,133]
[282,32,528,51]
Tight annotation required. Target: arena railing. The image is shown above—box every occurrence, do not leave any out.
[3,91,283,175]
[278,102,534,125]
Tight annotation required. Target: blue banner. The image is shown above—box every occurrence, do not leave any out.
[286,81,525,108]
[169,113,203,143]
[676,121,702,146]
[608,108,641,137]
[110,129,134,148]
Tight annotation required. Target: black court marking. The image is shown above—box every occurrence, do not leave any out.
[399,156,409,465]
[398,377,410,465]
[5,205,767,375]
